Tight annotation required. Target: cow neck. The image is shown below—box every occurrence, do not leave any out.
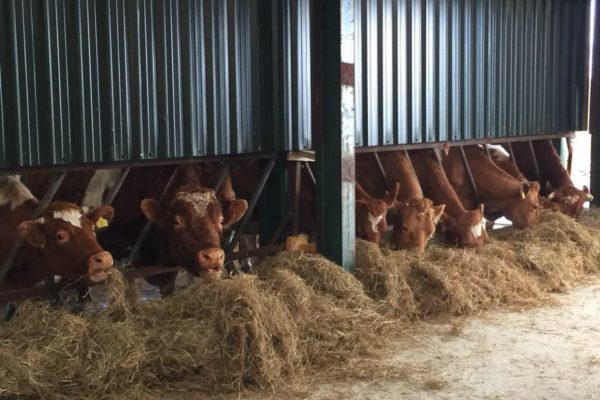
[534,141,573,189]
[465,147,524,204]
[411,151,467,217]
[379,151,423,202]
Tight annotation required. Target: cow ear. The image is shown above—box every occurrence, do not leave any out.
[223,199,248,228]
[140,199,166,227]
[384,182,400,208]
[87,206,114,231]
[478,203,485,215]
[431,205,446,224]
[17,221,46,249]
[528,181,540,194]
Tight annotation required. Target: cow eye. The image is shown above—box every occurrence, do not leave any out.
[173,216,184,227]
[220,216,225,225]
[56,231,70,244]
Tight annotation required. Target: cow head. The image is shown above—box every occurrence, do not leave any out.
[440,204,488,247]
[547,185,593,219]
[392,198,445,254]
[140,184,248,279]
[501,181,541,229]
[16,202,114,284]
[355,183,399,245]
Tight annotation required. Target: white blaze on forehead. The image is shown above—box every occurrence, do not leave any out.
[53,209,83,228]
[368,213,384,233]
[174,190,218,217]
[0,175,36,210]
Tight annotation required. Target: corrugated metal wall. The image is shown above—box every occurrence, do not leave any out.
[0,0,311,170]
[354,0,590,147]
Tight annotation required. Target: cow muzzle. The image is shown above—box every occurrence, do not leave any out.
[88,251,113,283]
[196,247,225,278]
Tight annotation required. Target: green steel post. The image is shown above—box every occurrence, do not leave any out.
[259,158,288,246]
[313,0,355,270]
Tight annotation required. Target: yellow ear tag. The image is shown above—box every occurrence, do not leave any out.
[96,217,109,229]
[520,191,526,200]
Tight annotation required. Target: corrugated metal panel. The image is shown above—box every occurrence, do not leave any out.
[0,0,311,170]
[354,0,589,147]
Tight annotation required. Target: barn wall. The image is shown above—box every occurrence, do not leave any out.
[0,0,311,170]
[353,0,590,147]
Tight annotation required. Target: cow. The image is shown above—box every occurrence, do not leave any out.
[485,145,525,181]
[409,149,488,247]
[0,176,114,290]
[508,140,592,218]
[355,182,399,245]
[99,166,248,295]
[356,152,445,253]
[442,146,540,229]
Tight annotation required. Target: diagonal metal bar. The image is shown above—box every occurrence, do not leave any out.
[304,162,316,186]
[0,172,67,283]
[564,138,573,176]
[527,140,542,184]
[403,150,419,180]
[266,207,291,246]
[373,152,391,190]
[226,157,276,253]
[123,167,181,267]
[507,142,519,167]
[459,146,481,204]
[432,148,443,166]
[104,168,131,206]
[213,161,232,193]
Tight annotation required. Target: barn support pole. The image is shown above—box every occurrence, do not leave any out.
[0,172,67,283]
[314,0,355,271]
[592,0,600,204]
[291,161,302,235]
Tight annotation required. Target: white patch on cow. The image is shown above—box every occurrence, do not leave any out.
[368,213,384,233]
[35,217,45,225]
[0,175,36,210]
[486,144,510,162]
[53,209,83,228]
[174,190,217,218]
[471,223,483,238]
[82,169,122,209]
[564,195,579,205]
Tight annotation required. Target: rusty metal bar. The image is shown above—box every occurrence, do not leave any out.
[123,167,181,266]
[432,148,443,165]
[459,146,482,204]
[0,172,67,283]
[354,132,576,154]
[403,150,419,179]
[226,157,277,253]
[292,162,302,235]
[104,168,131,205]
[372,152,391,190]
[213,161,232,193]
[304,162,316,186]
[527,140,542,184]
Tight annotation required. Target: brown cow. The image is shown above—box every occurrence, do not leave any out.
[356,152,445,253]
[98,166,248,295]
[355,182,399,245]
[508,140,592,218]
[443,146,540,229]
[410,150,488,247]
[0,176,114,290]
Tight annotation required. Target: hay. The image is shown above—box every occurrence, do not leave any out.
[2,210,600,399]
[354,210,600,319]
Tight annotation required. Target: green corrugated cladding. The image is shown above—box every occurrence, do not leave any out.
[0,0,312,170]
[353,0,590,147]
[0,0,590,171]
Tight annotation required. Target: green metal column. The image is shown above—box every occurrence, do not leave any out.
[591,0,600,205]
[313,0,355,270]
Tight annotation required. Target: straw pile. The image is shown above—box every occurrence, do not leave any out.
[1,209,600,399]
